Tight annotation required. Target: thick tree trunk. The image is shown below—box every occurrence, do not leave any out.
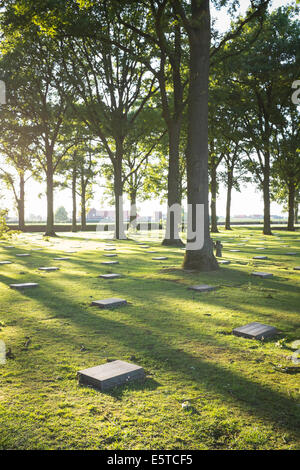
[262,154,272,235]
[72,167,77,232]
[162,120,184,247]
[183,0,218,271]
[295,199,299,225]
[225,170,233,230]
[44,156,56,236]
[18,172,25,232]
[287,183,295,231]
[210,160,218,233]
[114,143,126,240]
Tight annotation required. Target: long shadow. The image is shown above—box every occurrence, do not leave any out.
[4,271,299,439]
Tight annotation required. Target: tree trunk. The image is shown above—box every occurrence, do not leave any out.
[72,167,77,232]
[114,142,126,240]
[287,183,295,231]
[162,120,184,247]
[81,174,87,231]
[225,169,233,230]
[18,172,25,231]
[263,162,272,235]
[183,0,218,271]
[210,160,218,233]
[44,156,56,236]
[295,199,299,225]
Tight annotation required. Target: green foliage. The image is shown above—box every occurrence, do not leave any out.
[54,206,68,223]
[0,209,11,239]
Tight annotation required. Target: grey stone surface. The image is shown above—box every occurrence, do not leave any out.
[148,251,158,253]
[188,284,217,292]
[229,249,241,252]
[99,274,122,279]
[16,254,30,257]
[251,272,273,278]
[218,260,230,264]
[101,261,119,265]
[38,267,59,271]
[103,254,118,257]
[293,267,300,270]
[233,322,277,340]
[152,257,168,260]
[78,360,145,391]
[91,298,127,308]
[10,283,39,289]
[0,261,12,265]
[253,256,268,260]
[287,252,297,255]
[53,257,70,260]
[104,248,116,251]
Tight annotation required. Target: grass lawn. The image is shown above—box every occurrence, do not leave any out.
[0,227,299,450]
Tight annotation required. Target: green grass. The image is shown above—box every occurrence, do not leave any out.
[0,227,299,450]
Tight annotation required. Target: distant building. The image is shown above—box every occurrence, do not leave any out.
[87,208,129,222]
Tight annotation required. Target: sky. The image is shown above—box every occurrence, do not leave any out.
[1,0,297,220]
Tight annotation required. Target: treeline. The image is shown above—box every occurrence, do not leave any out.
[0,0,299,271]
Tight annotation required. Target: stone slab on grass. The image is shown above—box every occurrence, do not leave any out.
[233,322,278,340]
[253,256,268,260]
[38,267,59,271]
[229,249,241,252]
[286,252,297,256]
[16,254,30,257]
[152,257,168,260]
[0,261,12,265]
[103,254,118,257]
[99,274,122,279]
[293,267,300,271]
[53,257,70,261]
[101,261,119,265]
[10,283,39,289]
[188,284,217,292]
[104,248,116,251]
[77,360,145,391]
[219,260,230,264]
[251,272,273,278]
[91,298,127,308]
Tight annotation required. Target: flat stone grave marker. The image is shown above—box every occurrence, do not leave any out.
[104,248,116,251]
[3,246,14,249]
[10,283,39,289]
[65,251,77,253]
[0,261,12,265]
[53,257,70,261]
[293,267,300,271]
[77,360,145,391]
[38,267,59,271]
[256,247,265,250]
[91,298,127,308]
[233,322,277,340]
[103,254,118,257]
[148,251,158,253]
[16,254,30,257]
[251,272,273,278]
[152,257,168,260]
[286,252,297,256]
[101,261,119,265]
[229,249,241,252]
[219,260,230,264]
[188,284,217,292]
[139,245,150,248]
[99,274,122,279]
[253,256,268,260]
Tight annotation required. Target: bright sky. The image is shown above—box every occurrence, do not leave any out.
[1,0,297,220]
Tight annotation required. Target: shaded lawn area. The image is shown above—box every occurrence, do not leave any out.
[0,227,299,450]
